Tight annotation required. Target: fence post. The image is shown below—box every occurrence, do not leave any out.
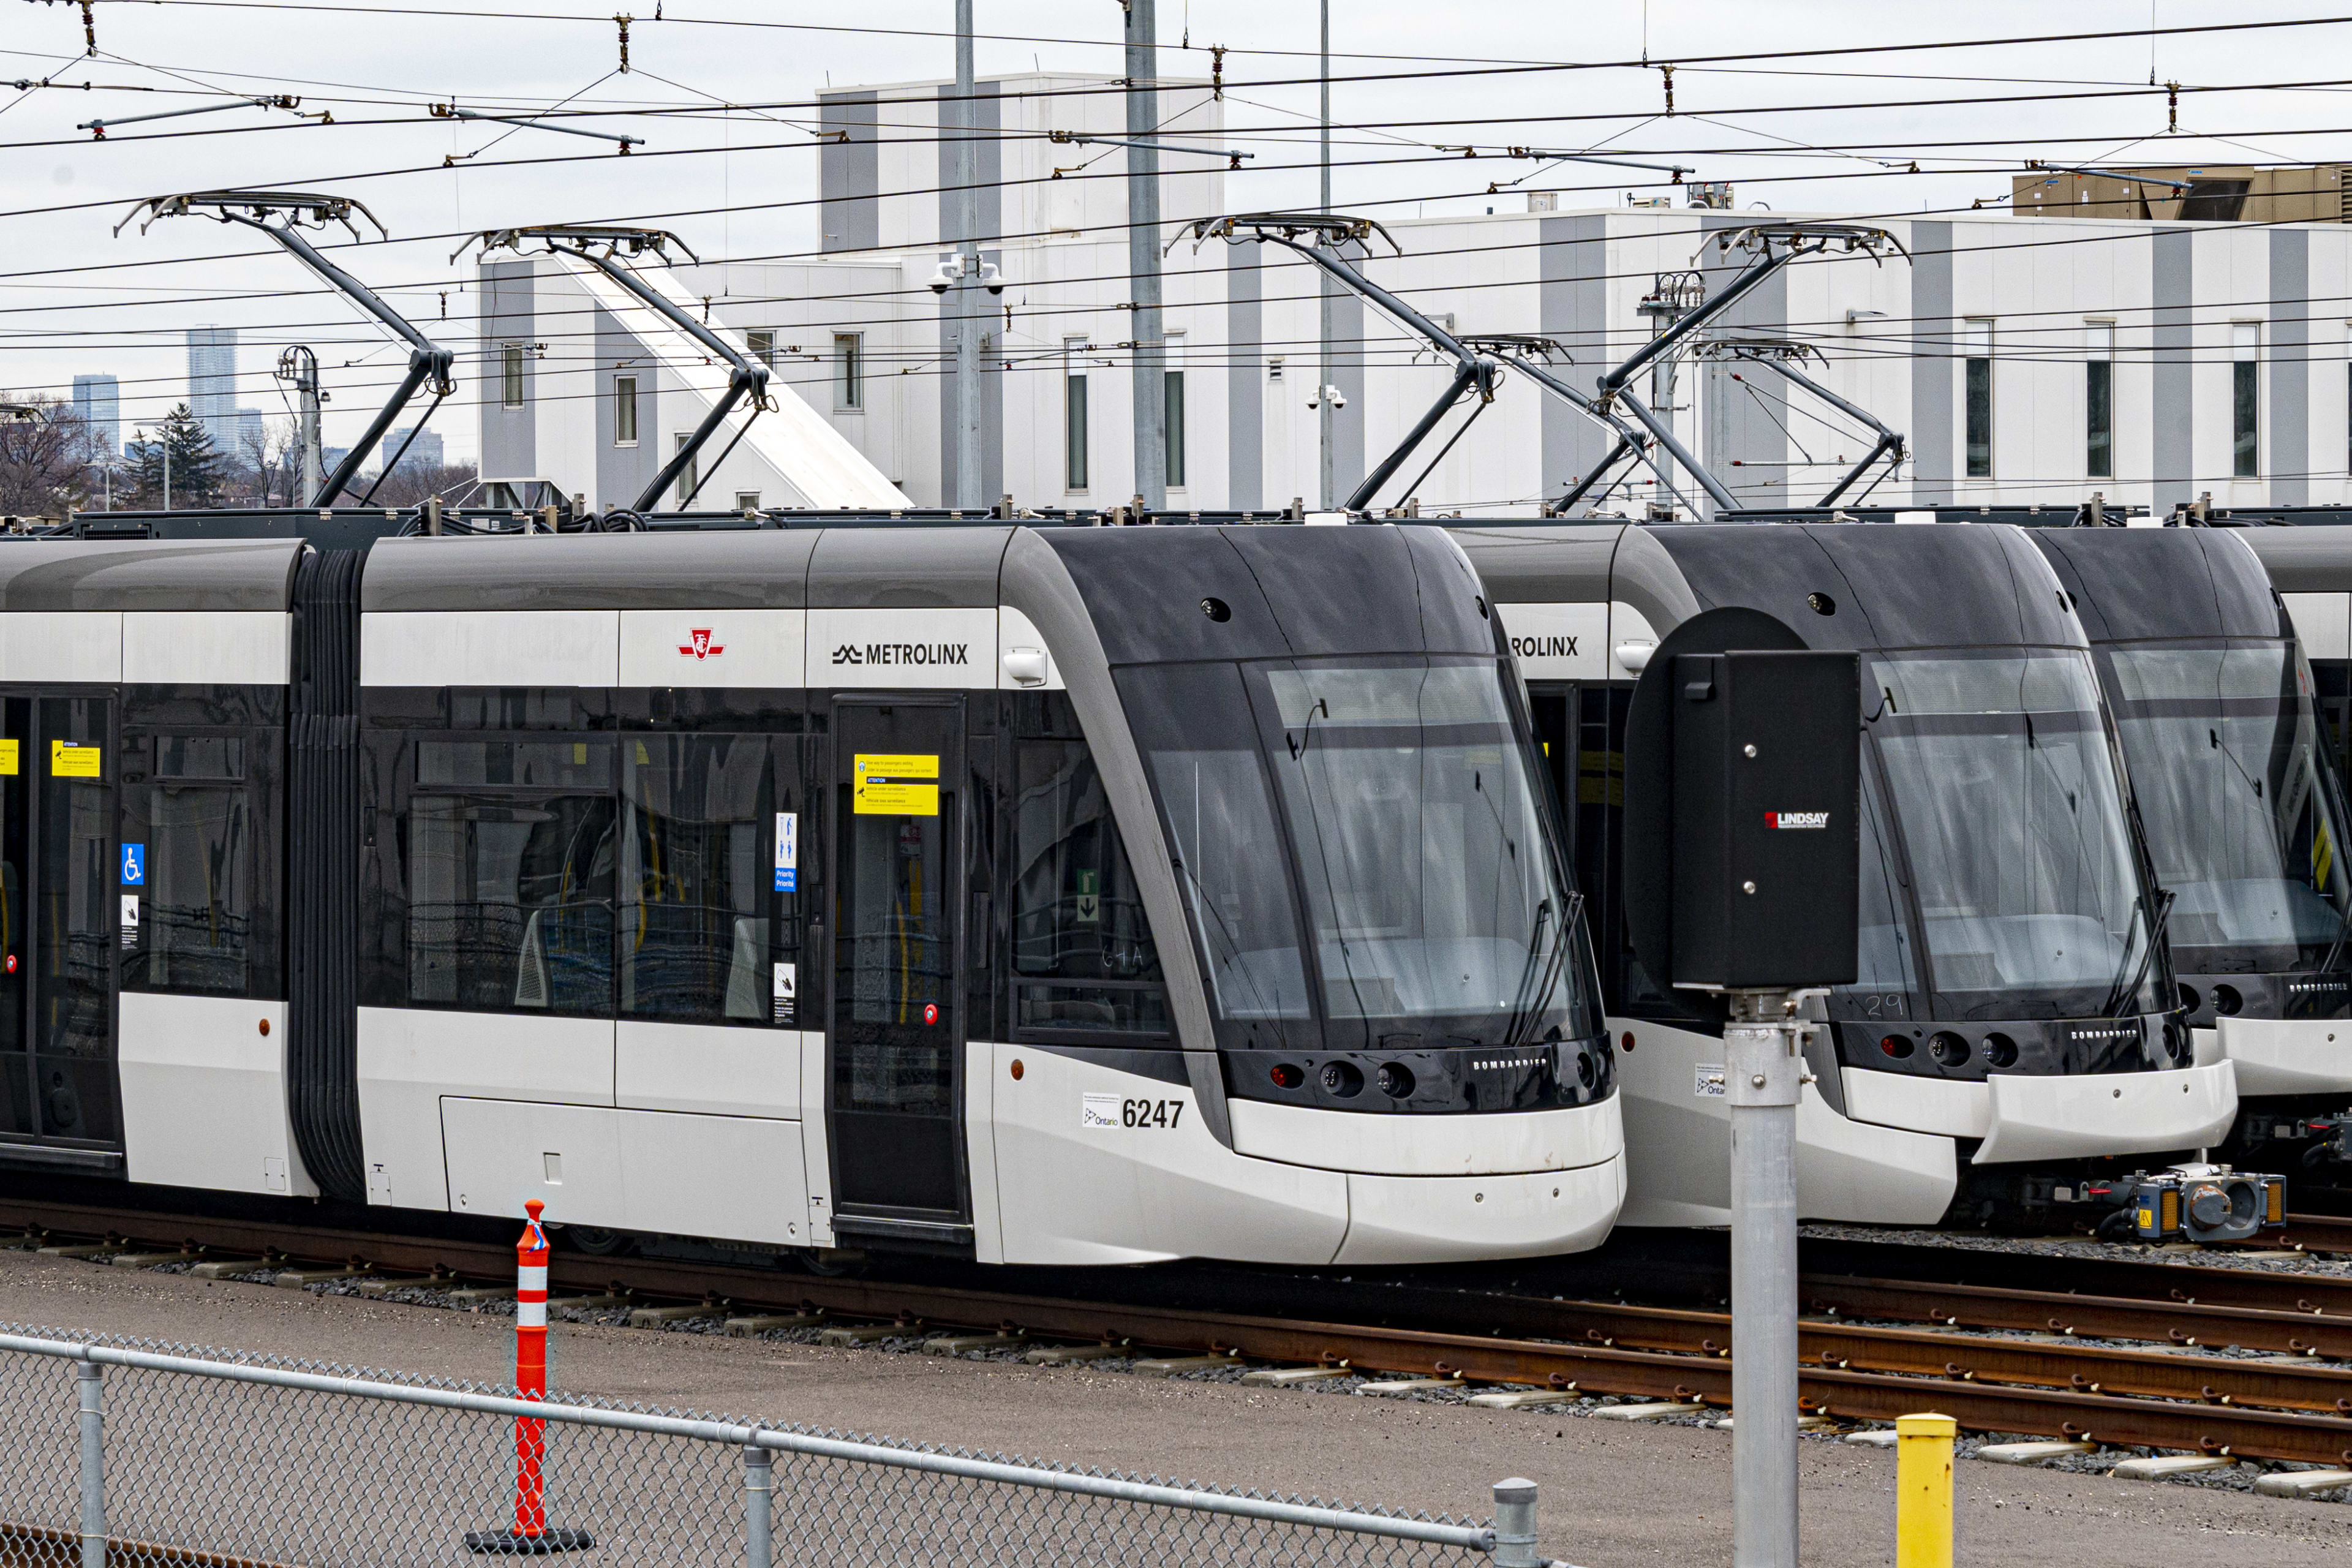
[742,1443,774,1568]
[1491,1478,1538,1568]
[75,1359,104,1568]
[1894,1412,1956,1568]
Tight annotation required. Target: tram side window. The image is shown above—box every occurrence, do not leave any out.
[121,732,277,999]
[405,739,616,1014]
[619,734,803,1027]
[1011,736,1167,1039]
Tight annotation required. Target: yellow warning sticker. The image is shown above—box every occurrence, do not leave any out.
[49,741,99,778]
[0,739,17,775]
[853,753,939,816]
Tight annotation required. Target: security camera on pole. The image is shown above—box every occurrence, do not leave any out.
[1622,607,1861,1568]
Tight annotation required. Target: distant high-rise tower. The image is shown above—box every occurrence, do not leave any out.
[70,374,120,459]
[236,409,265,465]
[186,326,238,454]
[383,426,445,473]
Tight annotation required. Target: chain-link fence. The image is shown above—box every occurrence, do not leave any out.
[0,1324,1552,1568]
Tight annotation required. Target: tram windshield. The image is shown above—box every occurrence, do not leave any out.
[1858,649,2166,1019]
[1121,656,1596,1054]
[2102,640,2352,973]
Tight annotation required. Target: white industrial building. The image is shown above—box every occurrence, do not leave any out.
[477,71,2352,518]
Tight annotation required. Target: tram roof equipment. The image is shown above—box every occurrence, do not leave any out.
[455,225,909,516]
[116,191,456,510]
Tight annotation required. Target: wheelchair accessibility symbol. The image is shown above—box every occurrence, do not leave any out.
[121,843,144,886]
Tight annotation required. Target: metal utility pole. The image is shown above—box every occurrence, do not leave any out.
[1727,988,1803,1568]
[1317,0,1333,510]
[277,345,323,505]
[950,0,984,511]
[1635,272,1703,516]
[1125,0,1165,509]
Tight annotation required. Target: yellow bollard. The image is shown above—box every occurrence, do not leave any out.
[1895,1412,1957,1568]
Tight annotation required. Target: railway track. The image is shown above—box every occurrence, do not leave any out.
[2277,1213,2352,1255]
[9,1197,2352,1467]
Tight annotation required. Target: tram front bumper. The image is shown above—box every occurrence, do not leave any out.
[1335,1152,1626,1265]
[1972,1060,2237,1164]
[2205,1018,2352,1097]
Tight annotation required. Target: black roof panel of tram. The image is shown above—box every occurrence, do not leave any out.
[1042,524,1496,666]
[2031,529,2284,644]
[0,538,303,612]
[1648,524,2078,653]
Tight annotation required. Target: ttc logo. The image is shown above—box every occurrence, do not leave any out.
[678,628,725,660]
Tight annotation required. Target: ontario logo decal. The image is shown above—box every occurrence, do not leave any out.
[831,643,971,668]
[1766,812,1830,829]
[678,629,725,660]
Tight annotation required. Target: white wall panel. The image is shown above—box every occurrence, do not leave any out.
[442,1099,627,1224]
[1493,602,1608,681]
[807,607,995,689]
[119,992,310,1196]
[2284,592,2350,660]
[440,1099,812,1245]
[616,1020,801,1120]
[1,612,120,684]
[356,1006,615,1211]
[361,610,620,687]
[123,611,289,686]
[617,608,805,688]
[987,1044,1348,1266]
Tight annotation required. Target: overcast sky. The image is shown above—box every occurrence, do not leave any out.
[2,0,2343,462]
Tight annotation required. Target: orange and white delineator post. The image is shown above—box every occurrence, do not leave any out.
[514,1199,552,1537]
[466,1200,590,1554]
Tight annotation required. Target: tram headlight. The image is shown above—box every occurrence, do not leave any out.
[1319,1061,1364,1098]
[1376,1062,1415,1099]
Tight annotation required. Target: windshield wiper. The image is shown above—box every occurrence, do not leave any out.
[2316,891,2352,978]
[2101,886,2175,1019]
[1499,891,1585,1052]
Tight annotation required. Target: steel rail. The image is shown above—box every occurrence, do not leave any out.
[9,1198,2352,1463]
[2277,1213,2352,1254]
[1799,1275,2352,1360]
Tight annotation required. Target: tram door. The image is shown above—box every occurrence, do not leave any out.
[826,699,968,1231]
[0,697,121,1159]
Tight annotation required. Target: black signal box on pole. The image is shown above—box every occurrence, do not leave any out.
[1668,650,1861,990]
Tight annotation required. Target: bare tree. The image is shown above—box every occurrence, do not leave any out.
[228,415,300,506]
[0,393,90,516]
[363,459,478,508]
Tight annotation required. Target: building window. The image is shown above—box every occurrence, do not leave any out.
[834,334,862,410]
[1064,340,1089,492]
[1963,320,1993,479]
[502,346,525,409]
[674,432,698,505]
[613,375,638,446]
[734,491,761,512]
[746,330,775,369]
[1164,369,1187,489]
[2086,322,2114,479]
[2233,323,2260,478]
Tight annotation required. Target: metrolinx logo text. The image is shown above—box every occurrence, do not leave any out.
[832,643,971,667]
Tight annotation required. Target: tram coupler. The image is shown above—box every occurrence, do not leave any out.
[2239,1109,2352,1166]
[2084,1163,2286,1244]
